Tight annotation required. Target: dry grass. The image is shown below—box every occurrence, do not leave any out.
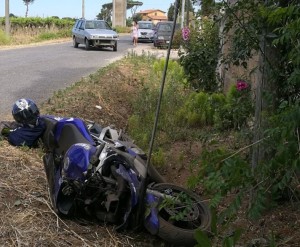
[0,26,70,46]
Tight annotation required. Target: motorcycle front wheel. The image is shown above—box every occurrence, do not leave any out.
[152,183,211,246]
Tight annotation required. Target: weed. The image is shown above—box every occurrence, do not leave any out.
[0,29,11,45]
[151,148,166,167]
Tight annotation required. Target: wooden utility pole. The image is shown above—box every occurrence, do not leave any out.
[82,0,85,18]
[5,0,10,36]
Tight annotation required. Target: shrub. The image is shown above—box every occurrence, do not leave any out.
[127,57,189,149]
[179,18,221,92]
[175,91,226,128]
[217,80,253,130]
[172,29,183,49]
[114,26,131,33]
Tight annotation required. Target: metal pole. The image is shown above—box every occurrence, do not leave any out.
[186,0,189,27]
[181,0,185,28]
[5,0,10,36]
[82,0,85,18]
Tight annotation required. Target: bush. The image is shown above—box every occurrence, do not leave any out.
[127,57,190,149]
[217,80,253,130]
[179,18,221,92]
[175,91,227,128]
[0,17,75,29]
[114,26,131,33]
[172,29,183,49]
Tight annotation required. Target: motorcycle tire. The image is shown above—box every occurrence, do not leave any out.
[152,183,211,246]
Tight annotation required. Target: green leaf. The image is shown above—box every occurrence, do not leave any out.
[194,229,212,247]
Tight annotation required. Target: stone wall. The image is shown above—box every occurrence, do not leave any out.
[219,0,260,93]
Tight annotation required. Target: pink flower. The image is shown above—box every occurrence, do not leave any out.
[182,27,190,41]
[236,80,249,91]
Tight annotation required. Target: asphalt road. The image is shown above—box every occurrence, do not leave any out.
[0,35,134,117]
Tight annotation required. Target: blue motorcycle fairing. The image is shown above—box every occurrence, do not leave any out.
[43,115,95,145]
[144,193,160,235]
[43,153,75,215]
[115,164,140,230]
[63,143,97,181]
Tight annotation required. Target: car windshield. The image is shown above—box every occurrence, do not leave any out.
[138,23,153,29]
[85,21,110,30]
[158,23,173,31]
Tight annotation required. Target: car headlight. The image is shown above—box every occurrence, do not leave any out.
[158,36,164,40]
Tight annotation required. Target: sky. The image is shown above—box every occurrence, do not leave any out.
[0,0,176,19]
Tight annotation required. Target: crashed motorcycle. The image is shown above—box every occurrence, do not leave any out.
[41,115,211,246]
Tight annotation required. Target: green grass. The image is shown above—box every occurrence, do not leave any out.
[0,29,11,45]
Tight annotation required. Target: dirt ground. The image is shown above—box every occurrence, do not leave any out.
[0,45,299,246]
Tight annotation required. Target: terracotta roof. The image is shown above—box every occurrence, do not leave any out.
[138,9,166,14]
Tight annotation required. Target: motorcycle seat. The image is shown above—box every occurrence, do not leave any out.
[56,123,93,155]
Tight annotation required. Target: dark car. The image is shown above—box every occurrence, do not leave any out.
[72,19,119,51]
[153,21,178,48]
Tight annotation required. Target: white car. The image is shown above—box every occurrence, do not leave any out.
[72,19,119,51]
[136,21,154,43]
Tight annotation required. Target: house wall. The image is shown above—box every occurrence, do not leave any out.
[140,10,167,24]
[148,10,166,18]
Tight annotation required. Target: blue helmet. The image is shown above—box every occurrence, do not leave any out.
[63,143,97,181]
[12,98,40,125]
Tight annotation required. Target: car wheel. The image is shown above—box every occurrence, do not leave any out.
[73,36,79,48]
[85,39,90,51]
[113,41,117,52]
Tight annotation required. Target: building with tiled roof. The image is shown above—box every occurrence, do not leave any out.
[137,9,168,24]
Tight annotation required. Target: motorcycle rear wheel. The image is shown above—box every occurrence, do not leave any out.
[153,183,211,246]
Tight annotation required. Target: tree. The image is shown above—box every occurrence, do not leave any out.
[200,0,215,17]
[167,0,194,21]
[127,0,143,17]
[132,13,142,22]
[187,0,300,228]
[97,1,143,23]
[23,0,35,17]
[97,3,112,22]
[167,3,175,21]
